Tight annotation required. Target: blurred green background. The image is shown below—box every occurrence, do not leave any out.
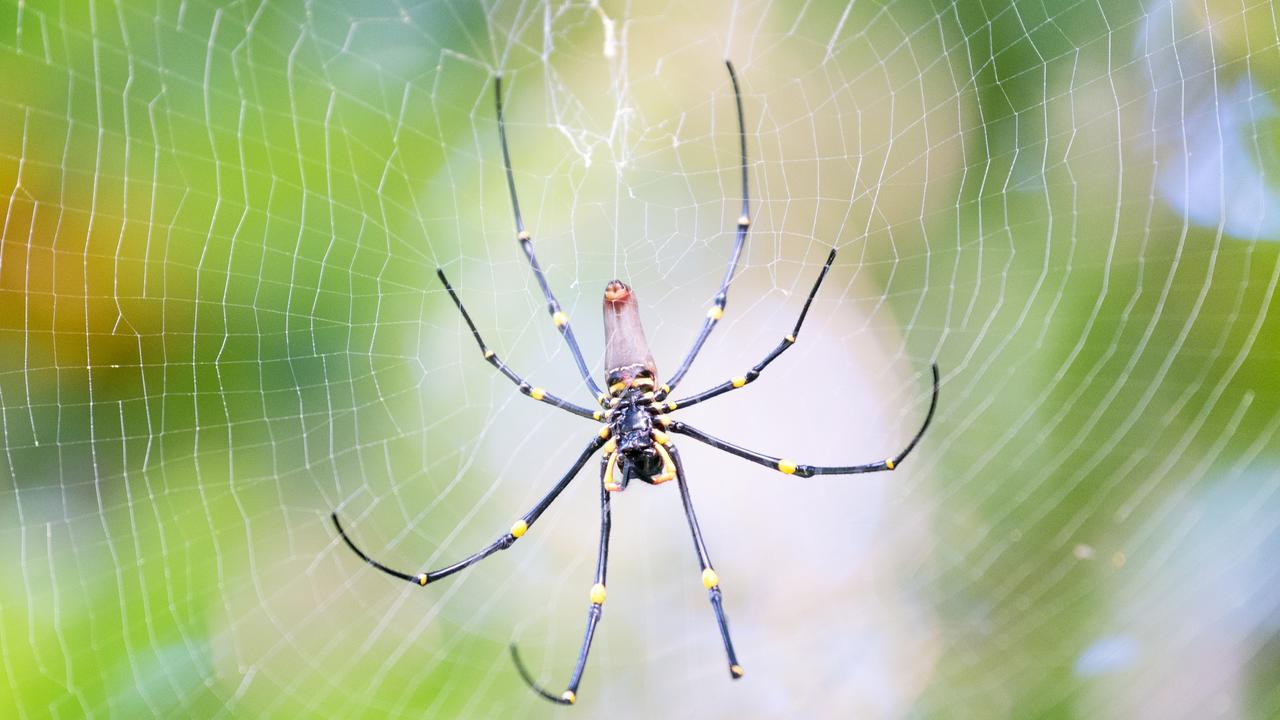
[2,0,1279,717]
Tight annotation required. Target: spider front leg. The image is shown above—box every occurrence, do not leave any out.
[672,364,939,477]
[663,60,753,395]
[669,443,744,678]
[511,471,615,704]
[493,75,606,403]
[331,434,606,586]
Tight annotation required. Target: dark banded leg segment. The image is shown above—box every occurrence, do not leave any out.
[511,479,614,705]
[663,60,752,394]
[665,247,837,411]
[493,75,605,402]
[331,435,605,586]
[671,364,940,477]
[437,269,600,421]
[669,444,743,678]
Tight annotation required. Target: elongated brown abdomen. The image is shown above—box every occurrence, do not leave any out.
[603,280,657,390]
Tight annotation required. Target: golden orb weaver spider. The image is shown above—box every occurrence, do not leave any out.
[331,60,940,705]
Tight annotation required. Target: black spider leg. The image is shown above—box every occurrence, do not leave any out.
[666,247,837,412]
[660,60,752,397]
[331,435,605,586]
[670,364,940,477]
[494,75,605,402]
[669,444,743,678]
[511,476,614,705]
[436,269,599,421]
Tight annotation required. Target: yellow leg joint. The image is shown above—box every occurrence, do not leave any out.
[417,573,429,586]
[552,311,568,327]
[652,444,677,484]
[666,401,678,412]
[590,583,607,605]
[518,230,531,241]
[483,349,496,359]
[598,425,611,440]
[651,429,672,446]
[593,410,603,421]
[601,438,617,455]
[510,520,528,538]
[530,387,545,400]
[604,451,621,492]
[708,306,724,320]
[731,376,747,388]
[738,214,751,227]
[784,334,796,344]
[702,568,720,589]
[561,690,576,704]
[730,664,744,678]
[777,459,797,475]
[885,458,896,470]
[660,384,671,395]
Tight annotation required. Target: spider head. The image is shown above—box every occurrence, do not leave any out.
[614,393,655,454]
[609,393,666,485]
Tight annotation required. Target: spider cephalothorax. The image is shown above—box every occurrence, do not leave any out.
[331,60,940,706]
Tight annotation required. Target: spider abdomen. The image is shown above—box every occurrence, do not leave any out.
[603,280,657,392]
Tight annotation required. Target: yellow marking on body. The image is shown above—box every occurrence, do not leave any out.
[731,376,746,388]
[604,451,621,491]
[651,429,672,446]
[608,380,629,395]
[652,445,677,484]
[777,459,797,475]
[552,311,568,327]
[642,391,655,401]
[667,401,679,411]
[784,334,796,344]
[561,691,576,705]
[510,520,528,538]
[738,215,751,227]
[598,426,611,440]
[702,568,720,589]
[730,664,744,678]
[518,230,531,241]
[483,350,496,359]
[530,387,545,400]
[417,573,429,586]
[885,458,896,470]
[590,583,607,605]
[707,306,724,320]
[633,377,655,390]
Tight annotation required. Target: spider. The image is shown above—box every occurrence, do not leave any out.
[331,60,940,706]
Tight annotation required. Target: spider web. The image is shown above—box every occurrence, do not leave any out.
[2,0,1279,717]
